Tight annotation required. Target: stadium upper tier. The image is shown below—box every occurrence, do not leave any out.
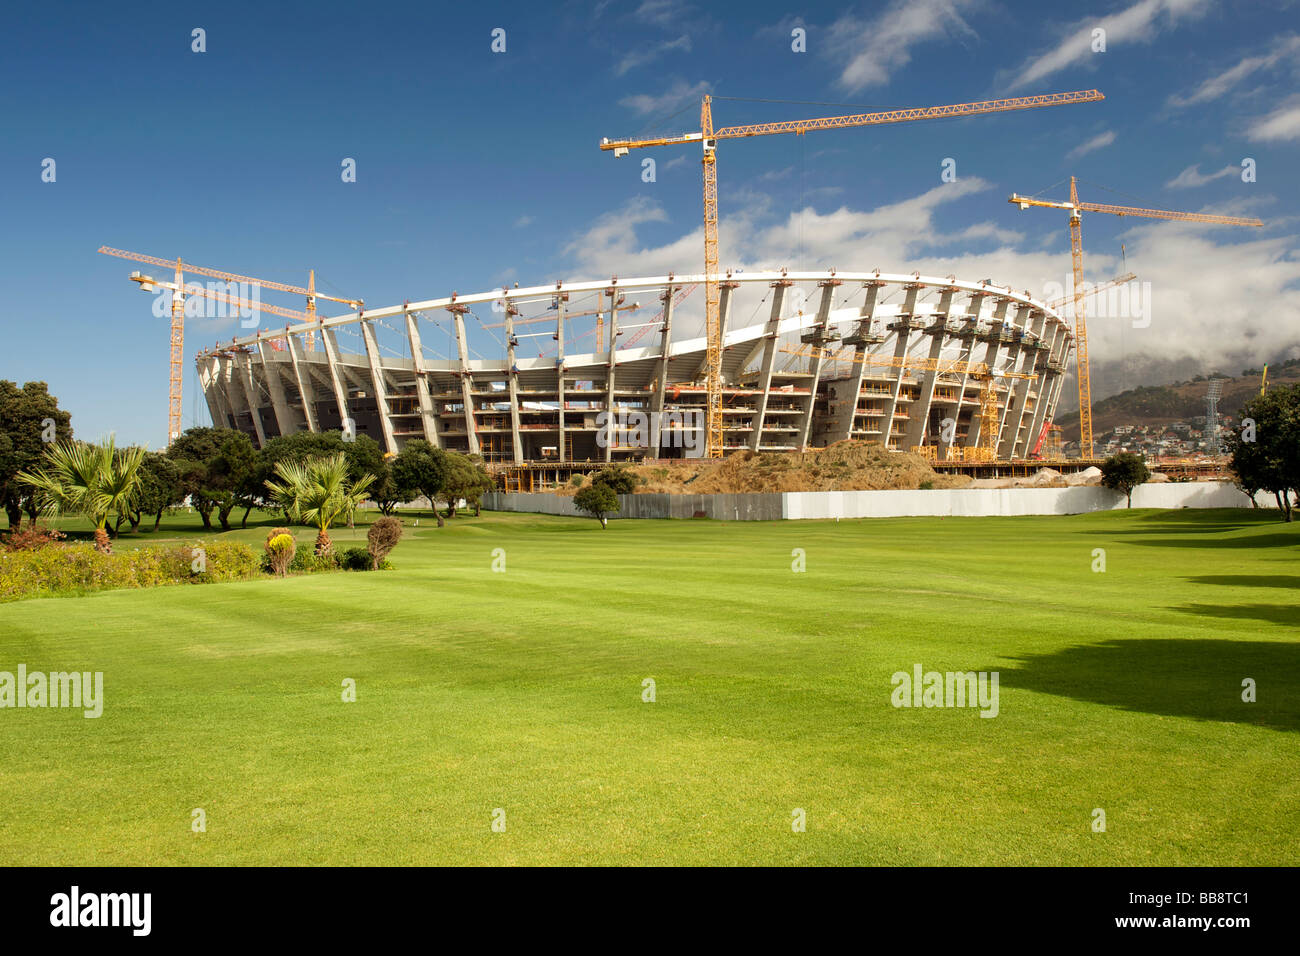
[197,270,1073,463]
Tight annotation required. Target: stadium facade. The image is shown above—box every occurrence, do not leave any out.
[196,270,1073,463]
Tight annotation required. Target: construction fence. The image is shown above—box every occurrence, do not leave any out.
[483,481,1270,521]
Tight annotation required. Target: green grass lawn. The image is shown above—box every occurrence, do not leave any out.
[1,506,1297,865]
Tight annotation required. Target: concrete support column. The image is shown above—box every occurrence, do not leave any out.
[286,333,320,433]
[694,281,736,380]
[504,301,524,463]
[964,297,1010,449]
[197,355,227,429]
[449,305,479,455]
[603,288,619,462]
[749,281,790,451]
[1024,322,1064,455]
[904,286,956,448]
[796,280,840,450]
[257,340,295,437]
[319,327,353,434]
[1003,307,1046,458]
[361,319,398,455]
[235,351,267,447]
[554,293,568,462]
[830,281,885,445]
[650,283,676,454]
[995,304,1033,458]
[404,310,441,448]
[880,282,923,448]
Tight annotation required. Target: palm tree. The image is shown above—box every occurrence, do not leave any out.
[265,453,375,556]
[17,437,147,553]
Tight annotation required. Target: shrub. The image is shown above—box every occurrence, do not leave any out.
[570,474,585,487]
[289,548,339,574]
[919,480,934,490]
[366,516,402,570]
[265,532,296,577]
[1,524,66,551]
[340,547,371,571]
[0,540,260,602]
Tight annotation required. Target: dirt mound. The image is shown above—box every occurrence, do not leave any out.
[1065,466,1103,487]
[564,442,971,495]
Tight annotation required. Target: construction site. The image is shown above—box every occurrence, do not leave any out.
[104,90,1261,491]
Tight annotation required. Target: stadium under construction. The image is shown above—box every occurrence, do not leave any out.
[196,269,1078,476]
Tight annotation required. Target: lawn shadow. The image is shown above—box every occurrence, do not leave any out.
[998,638,1299,732]
[1186,575,1300,590]
[1080,508,1297,548]
[1166,603,1300,627]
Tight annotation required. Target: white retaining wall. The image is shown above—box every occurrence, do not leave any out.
[484,482,1267,521]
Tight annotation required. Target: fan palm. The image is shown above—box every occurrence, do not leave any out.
[17,437,147,553]
[265,453,375,555]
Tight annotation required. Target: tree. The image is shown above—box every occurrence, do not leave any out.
[17,437,146,553]
[366,516,403,569]
[265,453,375,555]
[574,482,619,529]
[208,432,258,531]
[590,465,638,496]
[390,439,449,527]
[1100,452,1151,508]
[442,453,494,517]
[0,381,73,529]
[254,432,392,522]
[166,427,254,531]
[1225,385,1300,521]
[127,452,184,532]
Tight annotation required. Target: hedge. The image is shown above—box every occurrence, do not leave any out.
[0,541,261,602]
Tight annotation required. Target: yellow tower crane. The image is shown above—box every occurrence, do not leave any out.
[1007,179,1261,457]
[600,89,1105,458]
[99,246,362,444]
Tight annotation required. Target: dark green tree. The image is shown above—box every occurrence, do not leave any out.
[0,381,73,528]
[390,439,449,527]
[1100,452,1151,508]
[1225,385,1300,521]
[125,451,184,532]
[442,453,494,517]
[166,427,256,531]
[574,482,619,529]
[590,465,638,496]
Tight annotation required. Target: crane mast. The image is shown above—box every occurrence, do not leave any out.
[602,90,1105,457]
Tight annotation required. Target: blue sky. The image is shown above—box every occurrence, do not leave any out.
[2,0,1297,447]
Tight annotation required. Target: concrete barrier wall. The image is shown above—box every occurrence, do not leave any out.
[483,482,1267,521]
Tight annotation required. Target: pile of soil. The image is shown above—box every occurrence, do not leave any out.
[560,442,971,495]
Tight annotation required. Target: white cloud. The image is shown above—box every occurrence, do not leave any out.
[634,0,687,27]
[619,79,709,116]
[1067,130,1116,160]
[664,155,688,170]
[1168,35,1300,107]
[559,183,1299,373]
[1004,0,1211,90]
[615,35,691,76]
[1164,164,1237,188]
[828,0,979,93]
[514,215,534,228]
[1247,98,1300,141]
